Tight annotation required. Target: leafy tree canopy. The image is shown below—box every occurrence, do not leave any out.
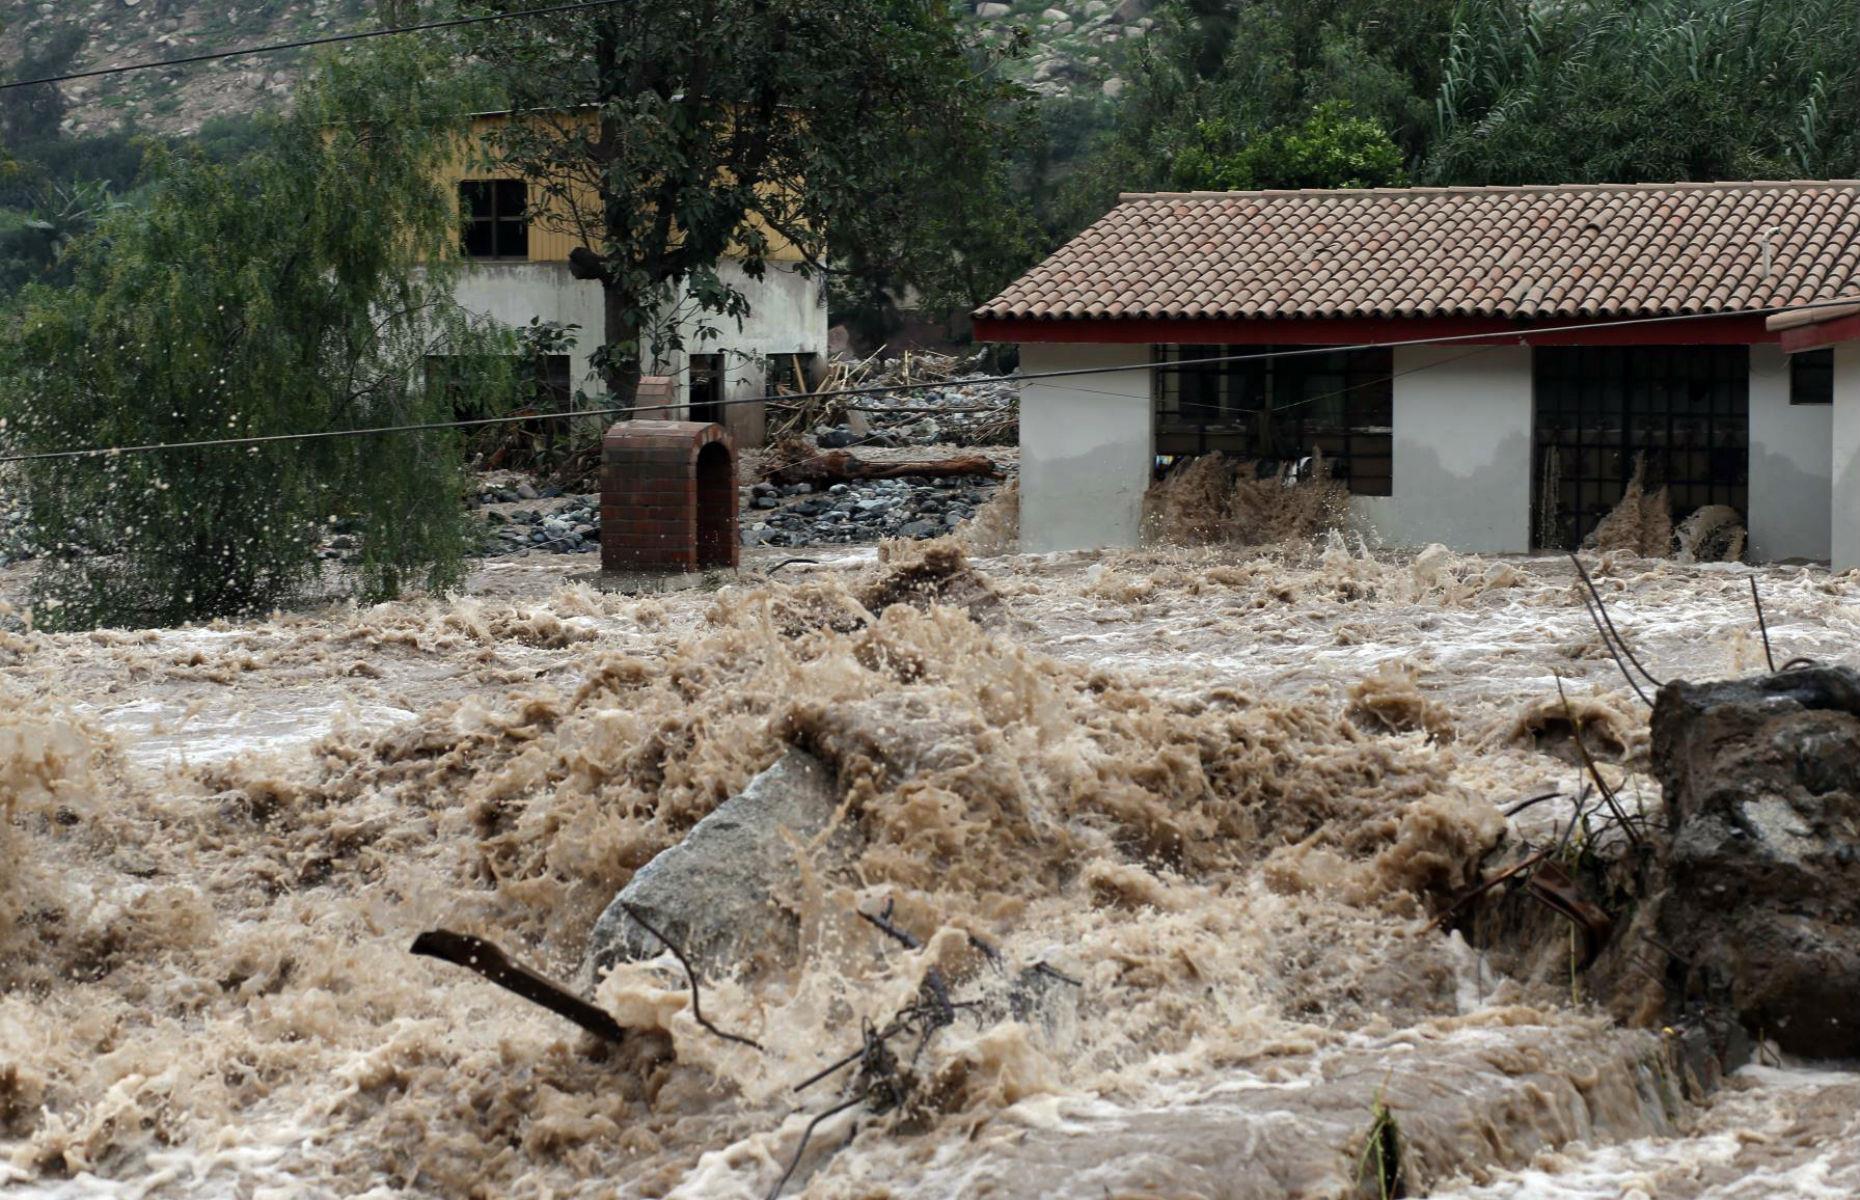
[453,0,1030,399]
[1039,0,1856,253]
[0,43,514,628]
[1050,0,1448,233]
[1426,0,1860,184]
[1169,101,1406,191]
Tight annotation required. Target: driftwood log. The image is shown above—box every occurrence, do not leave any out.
[411,930,626,1043]
[766,450,999,488]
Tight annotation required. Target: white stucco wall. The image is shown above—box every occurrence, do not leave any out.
[450,262,607,400]
[1832,343,1860,571]
[1747,344,1832,563]
[1351,345,1533,554]
[657,260,828,446]
[447,259,827,446]
[1018,343,1153,553]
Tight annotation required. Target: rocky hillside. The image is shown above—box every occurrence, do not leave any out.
[0,1,372,137]
[1,0,1151,138]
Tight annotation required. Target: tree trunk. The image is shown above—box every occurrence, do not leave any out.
[600,281,643,418]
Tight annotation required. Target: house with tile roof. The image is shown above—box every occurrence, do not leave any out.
[973,182,1860,567]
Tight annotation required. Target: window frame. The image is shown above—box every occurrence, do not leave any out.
[1152,344,1393,496]
[459,179,530,261]
[1530,344,1750,550]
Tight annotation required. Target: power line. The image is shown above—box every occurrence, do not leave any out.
[0,0,629,93]
[3,295,1857,466]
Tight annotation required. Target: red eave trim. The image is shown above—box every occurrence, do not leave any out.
[972,314,1782,347]
[1780,312,1860,353]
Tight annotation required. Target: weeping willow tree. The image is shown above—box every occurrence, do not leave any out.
[0,43,515,629]
[1427,0,1860,184]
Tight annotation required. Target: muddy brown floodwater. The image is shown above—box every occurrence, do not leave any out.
[3,538,1858,1198]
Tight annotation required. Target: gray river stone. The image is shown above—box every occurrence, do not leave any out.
[586,749,843,980]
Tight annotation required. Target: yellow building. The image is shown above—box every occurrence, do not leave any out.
[434,110,829,447]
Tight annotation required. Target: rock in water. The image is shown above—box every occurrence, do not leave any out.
[1652,666,1860,1057]
[586,750,844,979]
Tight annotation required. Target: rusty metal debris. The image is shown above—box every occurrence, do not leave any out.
[1526,861,1614,969]
[1569,552,1663,705]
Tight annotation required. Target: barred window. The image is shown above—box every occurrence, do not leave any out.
[1153,344,1392,496]
[1531,345,1748,549]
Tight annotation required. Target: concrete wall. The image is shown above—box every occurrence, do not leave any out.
[1747,344,1833,563]
[447,259,828,447]
[1351,345,1534,553]
[1018,343,1153,553]
[450,262,607,400]
[656,260,828,447]
[1833,343,1860,571]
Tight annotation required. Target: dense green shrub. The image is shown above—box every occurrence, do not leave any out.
[0,44,513,629]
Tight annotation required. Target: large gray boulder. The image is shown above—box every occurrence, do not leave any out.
[1651,666,1860,1057]
[586,749,846,980]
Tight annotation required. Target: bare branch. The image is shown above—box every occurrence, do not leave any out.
[1569,552,1665,690]
[619,901,763,1051]
[1555,674,1643,848]
[766,1091,866,1200]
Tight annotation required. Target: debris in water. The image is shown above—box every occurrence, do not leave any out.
[1144,452,1348,546]
[1586,455,1672,558]
[1674,504,1748,564]
[8,545,1860,1196]
[616,902,764,1050]
[410,929,628,1043]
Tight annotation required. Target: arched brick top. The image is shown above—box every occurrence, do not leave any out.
[601,419,739,573]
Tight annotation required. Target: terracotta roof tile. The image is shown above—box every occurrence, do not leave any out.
[976,182,1860,324]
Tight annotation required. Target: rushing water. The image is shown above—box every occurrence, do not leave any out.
[4,541,1857,1197]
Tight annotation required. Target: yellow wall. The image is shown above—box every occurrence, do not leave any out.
[438,111,805,265]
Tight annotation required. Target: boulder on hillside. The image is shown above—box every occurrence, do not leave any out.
[1651,666,1860,1057]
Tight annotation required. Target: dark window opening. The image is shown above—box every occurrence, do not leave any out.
[1531,346,1749,550]
[689,353,726,425]
[695,441,735,569]
[765,352,819,394]
[425,352,573,468]
[459,180,529,260]
[1791,348,1834,405]
[425,353,570,415]
[1153,344,1393,496]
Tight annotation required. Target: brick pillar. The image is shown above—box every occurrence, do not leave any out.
[601,418,739,573]
[634,374,678,419]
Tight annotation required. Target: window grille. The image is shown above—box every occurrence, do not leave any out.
[1153,345,1393,496]
[1531,346,1749,549]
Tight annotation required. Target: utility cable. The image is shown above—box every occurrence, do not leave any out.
[3,295,1857,465]
[0,0,630,92]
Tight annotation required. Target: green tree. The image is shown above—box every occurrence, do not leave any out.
[1168,100,1406,191]
[454,0,1029,401]
[0,44,514,629]
[0,179,127,294]
[1427,0,1860,184]
[1055,0,1449,232]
